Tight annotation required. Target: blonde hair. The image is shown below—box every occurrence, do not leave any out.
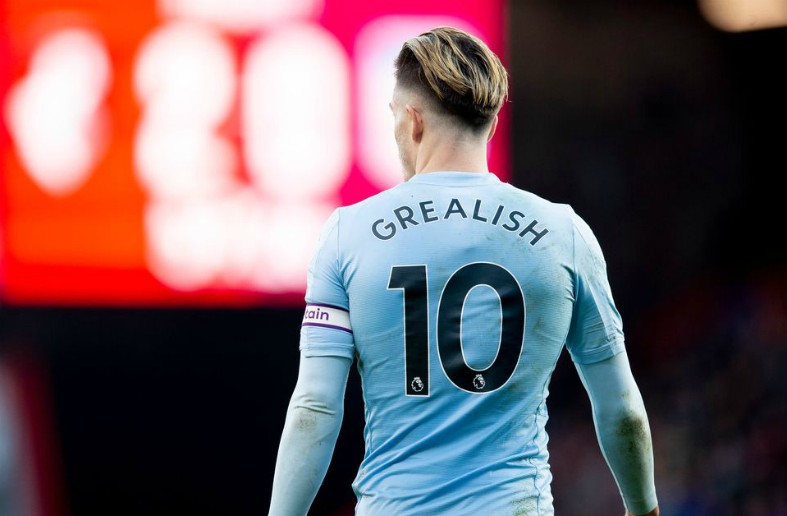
[394,26,508,129]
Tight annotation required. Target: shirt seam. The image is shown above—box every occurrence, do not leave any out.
[571,209,578,303]
[335,208,343,287]
[570,336,626,364]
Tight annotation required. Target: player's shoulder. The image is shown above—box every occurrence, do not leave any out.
[503,182,562,207]
[501,181,578,225]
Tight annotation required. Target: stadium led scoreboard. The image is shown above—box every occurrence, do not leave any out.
[0,0,508,306]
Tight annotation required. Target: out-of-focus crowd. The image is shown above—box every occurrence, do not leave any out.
[551,269,787,515]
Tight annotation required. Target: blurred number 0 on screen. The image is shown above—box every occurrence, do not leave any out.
[0,0,505,305]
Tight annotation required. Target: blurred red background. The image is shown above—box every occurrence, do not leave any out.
[0,0,508,306]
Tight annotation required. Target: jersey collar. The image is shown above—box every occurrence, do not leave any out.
[406,171,501,186]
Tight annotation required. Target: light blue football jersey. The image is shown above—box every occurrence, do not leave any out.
[299,171,625,515]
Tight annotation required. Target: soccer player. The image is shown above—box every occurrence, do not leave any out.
[269,27,659,516]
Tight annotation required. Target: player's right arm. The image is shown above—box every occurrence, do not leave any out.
[575,353,659,516]
[565,210,658,515]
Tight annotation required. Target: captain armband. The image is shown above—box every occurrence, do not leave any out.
[301,304,353,334]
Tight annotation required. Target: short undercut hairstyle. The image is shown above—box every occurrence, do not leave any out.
[394,26,508,130]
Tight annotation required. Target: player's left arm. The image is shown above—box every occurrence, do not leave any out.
[269,208,354,515]
[269,352,351,516]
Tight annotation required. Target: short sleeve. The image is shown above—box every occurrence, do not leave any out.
[564,212,626,364]
[299,209,355,360]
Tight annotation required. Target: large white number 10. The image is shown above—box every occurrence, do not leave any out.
[388,262,526,397]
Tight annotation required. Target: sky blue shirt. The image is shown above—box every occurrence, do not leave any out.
[300,171,625,515]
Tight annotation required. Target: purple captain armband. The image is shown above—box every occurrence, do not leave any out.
[301,303,353,334]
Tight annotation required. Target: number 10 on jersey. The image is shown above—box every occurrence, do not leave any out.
[388,262,526,397]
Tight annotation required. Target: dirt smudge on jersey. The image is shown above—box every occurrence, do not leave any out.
[294,409,318,433]
[618,413,651,458]
[511,496,538,515]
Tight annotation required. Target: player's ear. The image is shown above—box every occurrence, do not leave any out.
[486,115,498,142]
[406,104,424,144]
